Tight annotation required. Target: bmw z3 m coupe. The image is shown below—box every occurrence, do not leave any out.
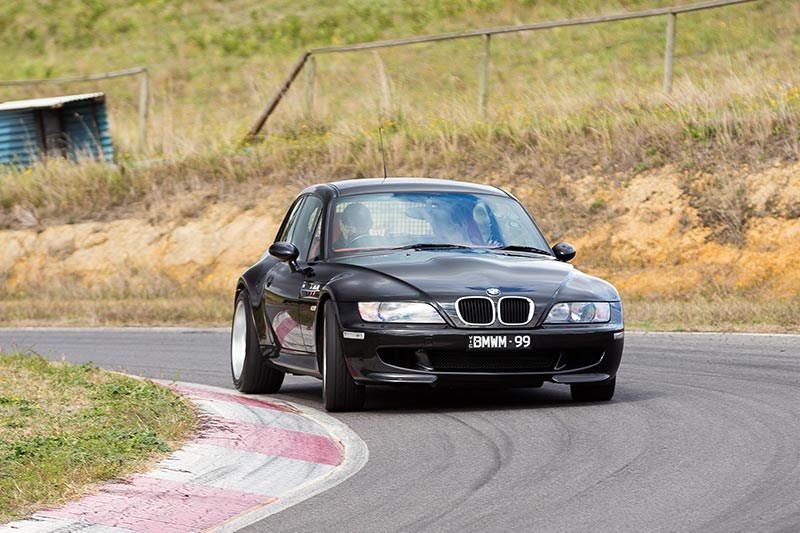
[230,178,624,411]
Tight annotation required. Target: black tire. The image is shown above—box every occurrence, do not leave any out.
[230,291,285,394]
[322,300,365,412]
[570,377,616,402]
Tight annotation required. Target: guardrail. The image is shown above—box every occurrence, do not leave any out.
[0,67,149,151]
[246,0,757,141]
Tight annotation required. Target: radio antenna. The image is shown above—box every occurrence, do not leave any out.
[378,126,388,182]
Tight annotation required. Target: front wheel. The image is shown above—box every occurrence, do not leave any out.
[230,291,285,393]
[571,377,616,402]
[322,301,365,412]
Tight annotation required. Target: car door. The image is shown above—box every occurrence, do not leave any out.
[263,195,324,369]
[263,196,307,354]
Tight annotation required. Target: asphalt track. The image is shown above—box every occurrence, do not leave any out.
[1,329,799,532]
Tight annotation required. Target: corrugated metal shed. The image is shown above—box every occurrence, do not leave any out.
[0,92,114,167]
[0,110,39,168]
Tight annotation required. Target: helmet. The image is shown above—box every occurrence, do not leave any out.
[341,203,372,231]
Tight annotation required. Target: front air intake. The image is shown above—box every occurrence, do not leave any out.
[456,297,495,326]
[499,297,534,325]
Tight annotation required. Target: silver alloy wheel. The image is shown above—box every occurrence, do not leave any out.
[231,300,247,380]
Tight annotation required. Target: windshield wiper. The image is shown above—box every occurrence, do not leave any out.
[491,245,553,256]
[396,243,472,251]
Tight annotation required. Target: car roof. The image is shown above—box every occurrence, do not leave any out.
[300,178,509,199]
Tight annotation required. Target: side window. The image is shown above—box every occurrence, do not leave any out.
[292,196,323,262]
[307,210,323,261]
[276,196,306,243]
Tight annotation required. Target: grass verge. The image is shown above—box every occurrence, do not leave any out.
[0,295,229,328]
[627,296,800,334]
[0,352,195,523]
[0,293,796,333]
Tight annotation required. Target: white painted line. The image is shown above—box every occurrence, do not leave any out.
[211,391,370,532]
[628,331,800,338]
[147,443,335,496]
[0,516,134,532]
[0,327,228,333]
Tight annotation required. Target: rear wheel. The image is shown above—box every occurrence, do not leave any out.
[570,377,616,402]
[322,301,365,412]
[230,291,285,393]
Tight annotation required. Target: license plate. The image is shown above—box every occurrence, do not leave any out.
[467,334,531,350]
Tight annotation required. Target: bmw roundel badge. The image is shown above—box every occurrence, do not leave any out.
[486,288,501,296]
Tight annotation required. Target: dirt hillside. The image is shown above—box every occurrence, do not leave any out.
[1,164,797,318]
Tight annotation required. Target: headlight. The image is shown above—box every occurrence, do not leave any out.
[544,302,611,324]
[358,302,445,323]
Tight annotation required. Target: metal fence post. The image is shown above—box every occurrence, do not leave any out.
[479,33,491,118]
[304,55,316,119]
[138,69,149,152]
[246,52,311,140]
[663,12,677,94]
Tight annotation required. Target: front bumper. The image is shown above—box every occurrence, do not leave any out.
[336,305,624,387]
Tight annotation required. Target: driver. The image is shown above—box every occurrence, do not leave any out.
[335,203,372,248]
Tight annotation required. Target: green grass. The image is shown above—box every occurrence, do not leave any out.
[0,352,195,522]
[1,0,798,227]
[0,0,797,155]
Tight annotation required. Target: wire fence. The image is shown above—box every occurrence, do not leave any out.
[0,0,762,151]
[246,0,758,140]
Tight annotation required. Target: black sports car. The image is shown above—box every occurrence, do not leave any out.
[230,178,624,411]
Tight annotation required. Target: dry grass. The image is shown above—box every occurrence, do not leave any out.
[626,296,800,333]
[0,291,797,333]
[0,276,230,326]
[0,296,229,327]
[2,80,800,230]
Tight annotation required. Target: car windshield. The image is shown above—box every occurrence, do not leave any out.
[327,191,551,255]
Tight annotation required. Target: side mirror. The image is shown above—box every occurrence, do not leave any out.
[269,242,300,271]
[552,242,576,262]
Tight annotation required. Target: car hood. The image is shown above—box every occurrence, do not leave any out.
[332,249,619,303]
